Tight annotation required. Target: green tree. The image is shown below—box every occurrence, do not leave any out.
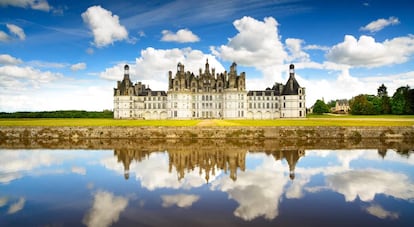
[350,94,376,115]
[312,99,330,114]
[391,86,410,114]
[326,100,336,109]
[377,84,391,114]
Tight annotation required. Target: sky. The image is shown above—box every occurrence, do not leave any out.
[0,0,413,112]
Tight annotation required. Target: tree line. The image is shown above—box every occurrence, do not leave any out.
[312,84,414,115]
[0,110,113,118]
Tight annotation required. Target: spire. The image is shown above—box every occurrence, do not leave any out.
[205,58,210,73]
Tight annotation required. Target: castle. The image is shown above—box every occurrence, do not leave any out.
[114,60,306,119]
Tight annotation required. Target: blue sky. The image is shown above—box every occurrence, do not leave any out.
[0,0,413,111]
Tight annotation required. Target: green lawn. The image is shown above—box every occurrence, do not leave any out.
[0,115,413,127]
[0,119,201,127]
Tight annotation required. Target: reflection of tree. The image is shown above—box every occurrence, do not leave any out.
[113,144,305,182]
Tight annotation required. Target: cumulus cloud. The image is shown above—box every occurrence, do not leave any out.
[212,16,287,67]
[83,191,128,227]
[71,62,87,71]
[326,169,414,202]
[161,194,200,208]
[0,0,50,11]
[285,38,310,62]
[100,47,224,90]
[7,197,25,214]
[364,204,399,219]
[82,5,128,47]
[326,35,414,68]
[211,16,291,87]
[0,65,62,89]
[161,29,200,43]
[6,24,25,40]
[360,16,400,33]
[0,54,22,65]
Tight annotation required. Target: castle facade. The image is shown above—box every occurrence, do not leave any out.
[114,60,306,119]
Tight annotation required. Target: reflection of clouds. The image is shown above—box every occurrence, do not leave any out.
[101,152,220,190]
[285,177,309,199]
[211,154,288,221]
[7,197,25,214]
[364,204,399,219]
[71,166,86,175]
[161,194,200,208]
[326,169,414,202]
[0,197,7,207]
[0,150,90,184]
[83,190,128,227]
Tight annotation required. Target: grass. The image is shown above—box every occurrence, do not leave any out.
[0,119,201,127]
[0,115,413,127]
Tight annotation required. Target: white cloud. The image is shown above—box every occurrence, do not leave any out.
[326,169,414,202]
[82,190,128,227]
[100,47,225,91]
[212,16,287,67]
[285,38,310,62]
[0,0,50,11]
[0,65,61,89]
[0,54,22,65]
[326,35,414,68]
[360,16,400,33]
[161,29,200,43]
[6,24,25,40]
[7,197,25,214]
[212,16,289,87]
[161,194,200,208]
[81,5,128,47]
[303,44,329,51]
[364,204,399,219]
[71,62,87,71]
[211,154,289,221]
[0,30,9,41]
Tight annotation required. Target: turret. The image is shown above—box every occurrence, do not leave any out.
[289,64,295,78]
[124,64,130,80]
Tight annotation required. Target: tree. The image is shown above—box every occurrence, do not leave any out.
[326,100,336,109]
[391,86,410,114]
[350,94,376,115]
[377,84,391,114]
[377,84,388,97]
[312,99,330,114]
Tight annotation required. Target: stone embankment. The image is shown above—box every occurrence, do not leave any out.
[1,126,413,140]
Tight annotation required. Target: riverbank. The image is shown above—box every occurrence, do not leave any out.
[1,125,413,140]
[1,116,414,127]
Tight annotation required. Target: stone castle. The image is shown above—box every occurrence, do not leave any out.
[114,60,306,119]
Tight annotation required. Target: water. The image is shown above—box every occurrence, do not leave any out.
[0,139,413,227]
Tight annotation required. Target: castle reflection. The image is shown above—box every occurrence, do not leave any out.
[114,145,304,182]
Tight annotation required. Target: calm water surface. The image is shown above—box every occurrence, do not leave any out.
[1,142,413,227]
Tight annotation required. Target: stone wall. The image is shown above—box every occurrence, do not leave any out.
[1,126,413,140]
